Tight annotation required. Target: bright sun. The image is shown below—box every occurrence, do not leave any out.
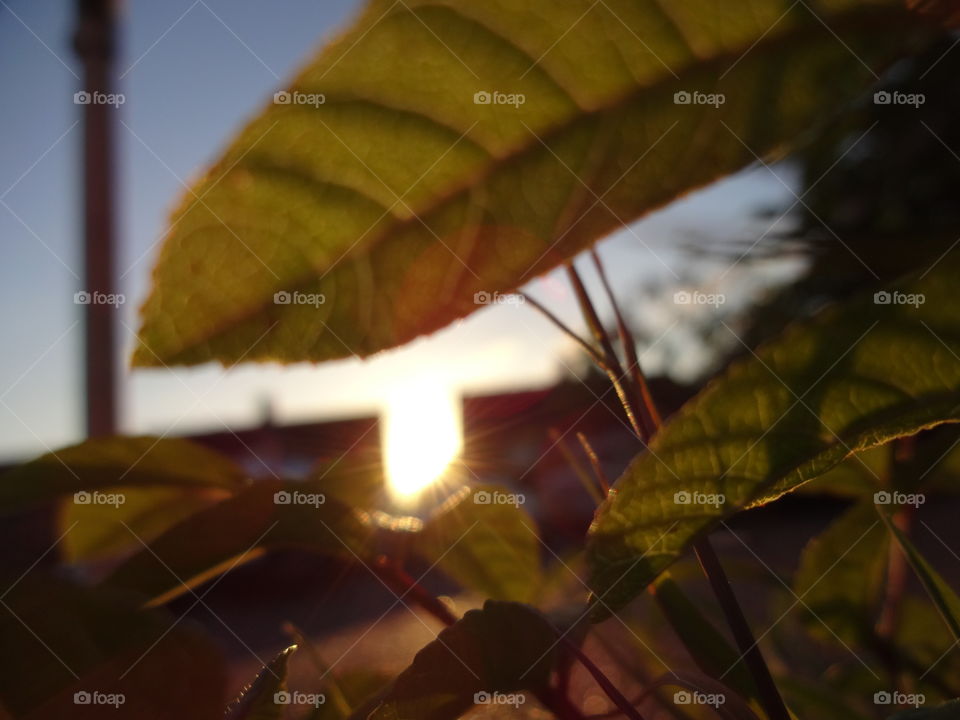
[383,378,462,503]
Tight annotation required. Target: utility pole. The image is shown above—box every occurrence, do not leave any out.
[74,0,118,437]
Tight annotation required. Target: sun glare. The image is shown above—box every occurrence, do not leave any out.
[383,378,462,503]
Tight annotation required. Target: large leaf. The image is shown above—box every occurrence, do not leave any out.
[369,600,557,720]
[132,0,930,366]
[0,574,226,719]
[411,485,541,602]
[60,485,232,564]
[0,436,245,511]
[102,479,372,604]
[587,256,960,616]
[793,501,887,645]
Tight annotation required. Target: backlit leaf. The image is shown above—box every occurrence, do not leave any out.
[588,257,960,617]
[133,0,930,366]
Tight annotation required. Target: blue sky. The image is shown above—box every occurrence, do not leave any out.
[0,0,796,461]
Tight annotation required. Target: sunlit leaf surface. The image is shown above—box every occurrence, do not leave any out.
[133,0,927,366]
[588,257,960,616]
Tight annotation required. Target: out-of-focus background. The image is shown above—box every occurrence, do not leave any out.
[5,1,960,714]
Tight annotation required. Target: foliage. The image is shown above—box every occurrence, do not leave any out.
[3,1,960,719]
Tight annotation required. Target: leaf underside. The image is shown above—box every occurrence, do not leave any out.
[133,0,925,366]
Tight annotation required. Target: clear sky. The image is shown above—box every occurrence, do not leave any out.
[0,0,797,461]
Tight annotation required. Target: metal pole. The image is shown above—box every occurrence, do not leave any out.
[74,0,118,437]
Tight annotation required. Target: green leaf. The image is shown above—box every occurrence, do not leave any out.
[587,256,960,617]
[879,510,960,641]
[226,645,297,720]
[370,600,557,720]
[890,700,960,719]
[102,479,372,604]
[650,573,757,702]
[0,436,245,511]
[411,485,541,602]
[60,485,232,563]
[793,501,887,645]
[0,574,226,718]
[132,0,928,366]
[796,445,889,498]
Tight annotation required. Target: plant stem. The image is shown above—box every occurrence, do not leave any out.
[565,262,648,441]
[551,428,605,505]
[373,555,458,626]
[693,538,791,720]
[559,636,647,720]
[577,431,611,494]
[589,249,660,434]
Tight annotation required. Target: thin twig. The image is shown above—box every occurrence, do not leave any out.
[565,262,647,441]
[577,431,611,494]
[694,539,791,720]
[552,428,605,504]
[559,635,646,720]
[523,292,609,370]
[590,248,661,433]
[373,556,458,626]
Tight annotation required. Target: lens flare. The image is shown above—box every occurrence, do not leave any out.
[383,379,462,503]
